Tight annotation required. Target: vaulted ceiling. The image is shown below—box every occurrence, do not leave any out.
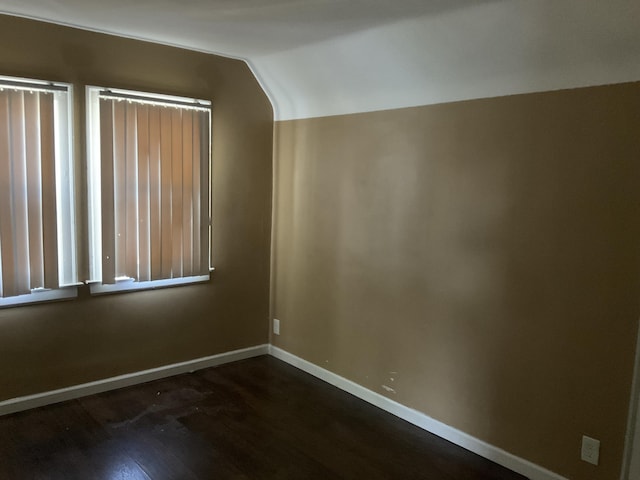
[1,0,639,119]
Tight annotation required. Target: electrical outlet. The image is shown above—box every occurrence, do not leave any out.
[581,435,600,465]
[273,318,280,335]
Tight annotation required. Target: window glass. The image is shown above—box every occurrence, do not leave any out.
[0,76,77,307]
[86,87,212,294]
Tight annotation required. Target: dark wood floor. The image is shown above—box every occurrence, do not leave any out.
[0,356,527,479]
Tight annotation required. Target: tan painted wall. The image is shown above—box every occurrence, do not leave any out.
[0,15,273,400]
[272,82,640,480]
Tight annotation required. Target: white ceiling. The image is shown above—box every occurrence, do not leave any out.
[1,0,639,119]
[0,0,488,57]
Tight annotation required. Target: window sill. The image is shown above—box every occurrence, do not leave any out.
[88,272,212,296]
[0,285,79,309]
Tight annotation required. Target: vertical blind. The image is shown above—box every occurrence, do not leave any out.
[97,95,210,285]
[0,89,59,298]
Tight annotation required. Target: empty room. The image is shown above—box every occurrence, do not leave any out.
[0,1,639,479]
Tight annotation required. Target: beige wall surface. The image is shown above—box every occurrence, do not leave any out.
[0,15,273,399]
[272,82,640,480]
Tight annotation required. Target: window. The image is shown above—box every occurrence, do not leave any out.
[86,87,212,294]
[0,76,77,307]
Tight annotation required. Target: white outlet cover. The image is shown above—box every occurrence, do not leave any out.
[581,435,600,465]
[273,318,280,335]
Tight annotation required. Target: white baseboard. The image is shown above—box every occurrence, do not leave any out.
[0,344,269,416]
[0,342,569,480]
[269,345,568,480]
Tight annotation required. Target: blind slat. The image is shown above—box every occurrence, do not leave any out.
[125,104,139,279]
[24,92,44,289]
[99,99,116,284]
[171,108,183,278]
[0,92,17,297]
[10,92,31,295]
[192,111,202,273]
[137,105,151,282]
[149,107,162,280]
[198,111,210,275]
[182,111,194,277]
[112,101,127,278]
[39,93,59,290]
[159,107,173,279]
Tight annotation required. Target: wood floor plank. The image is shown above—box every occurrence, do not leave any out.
[0,356,528,480]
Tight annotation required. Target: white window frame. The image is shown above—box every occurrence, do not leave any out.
[86,86,213,295]
[0,75,78,308]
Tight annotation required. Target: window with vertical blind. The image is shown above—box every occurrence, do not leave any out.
[0,76,77,307]
[86,87,212,294]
